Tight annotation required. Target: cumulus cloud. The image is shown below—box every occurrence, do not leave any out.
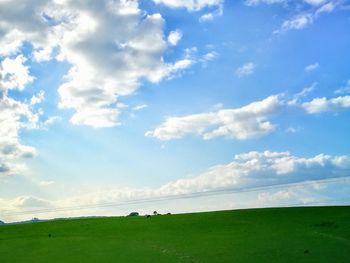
[302,95,350,113]
[146,95,282,141]
[0,55,34,91]
[304,63,319,72]
[0,55,40,176]
[0,0,195,128]
[55,1,193,128]
[0,0,57,56]
[152,0,223,11]
[168,30,182,46]
[152,0,224,22]
[30,90,45,106]
[199,4,223,22]
[0,95,39,176]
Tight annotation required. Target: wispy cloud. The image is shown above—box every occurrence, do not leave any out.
[304,63,319,72]
[274,1,340,33]
[133,104,148,111]
[245,0,286,6]
[335,80,350,95]
[152,0,223,11]
[235,62,256,77]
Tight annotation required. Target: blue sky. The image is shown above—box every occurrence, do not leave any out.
[1,0,350,222]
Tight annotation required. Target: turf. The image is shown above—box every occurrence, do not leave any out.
[0,206,349,262]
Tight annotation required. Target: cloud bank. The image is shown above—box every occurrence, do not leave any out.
[1,150,349,221]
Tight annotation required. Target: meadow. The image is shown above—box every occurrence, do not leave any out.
[0,206,349,262]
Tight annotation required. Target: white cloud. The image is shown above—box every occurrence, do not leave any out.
[146,95,282,141]
[245,0,286,6]
[30,90,45,106]
[0,0,195,128]
[277,1,340,32]
[168,30,182,46]
[235,62,256,77]
[54,2,194,128]
[316,1,336,14]
[0,53,40,176]
[0,55,34,91]
[304,0,326,6]
[282,14,313,30]
[152,0,223,11]
[304,63,319,71]
[156,151,350,195]
[296,83,317,98]
[133,104,148,111]
[246,0,330,7]
[202,51,218,62]
[200,51,218,67]
[335,80,350,95]
[33,47,53,62]
[0,0,57,56]
[302,95,350,113]
[199,4,223,22]
[288,82,317,106]
[42,116,62,126]
[0,95,39,176]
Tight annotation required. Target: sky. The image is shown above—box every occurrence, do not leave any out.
[1,0,350,222]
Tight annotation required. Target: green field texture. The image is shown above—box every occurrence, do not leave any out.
[0,206,349,262]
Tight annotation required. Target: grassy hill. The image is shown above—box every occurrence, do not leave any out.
[0,206,349,262]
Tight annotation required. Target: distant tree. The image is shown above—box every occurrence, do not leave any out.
[0,220,4,225]
[128,212,139,216]
[153,211,157,215]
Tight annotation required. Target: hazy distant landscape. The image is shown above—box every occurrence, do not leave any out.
[1,206,349,263]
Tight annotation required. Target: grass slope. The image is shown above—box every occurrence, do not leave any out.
[0,206,349,262]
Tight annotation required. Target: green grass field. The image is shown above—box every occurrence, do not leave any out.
[0,206,349,262]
